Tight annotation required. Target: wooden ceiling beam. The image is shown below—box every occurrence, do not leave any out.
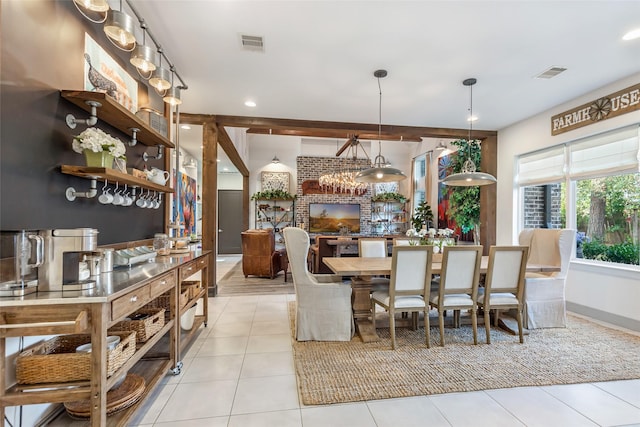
[246,128,423,142]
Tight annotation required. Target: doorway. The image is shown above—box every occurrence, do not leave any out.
[218,189,243,254]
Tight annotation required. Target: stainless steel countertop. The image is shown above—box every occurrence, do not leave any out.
[0,250,210,307]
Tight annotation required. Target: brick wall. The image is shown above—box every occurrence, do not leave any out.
[523,184,562,228]
[296,156,373,233]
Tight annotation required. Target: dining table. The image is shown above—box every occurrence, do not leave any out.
[323,254,561,342]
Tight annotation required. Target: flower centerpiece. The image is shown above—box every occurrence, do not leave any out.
[405,227,427,245]
[426,228,455,252]
[72,127,126,168]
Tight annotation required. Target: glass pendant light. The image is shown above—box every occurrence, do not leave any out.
[441,78,496,186]
[130,25,158,77]
[355,69,407,184]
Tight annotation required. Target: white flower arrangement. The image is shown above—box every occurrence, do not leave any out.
[405,228,427,245]
[72,127,126,159]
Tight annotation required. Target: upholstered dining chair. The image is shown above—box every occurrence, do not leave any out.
[393,237,412,246]
[518,228,575,329]
[429,245,482,346]
[371,245,434,349]
[283,227,353,341]
[477,246,529,344]
[357,237,390,292]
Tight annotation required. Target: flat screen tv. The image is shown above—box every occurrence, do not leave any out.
[309,203,361,234]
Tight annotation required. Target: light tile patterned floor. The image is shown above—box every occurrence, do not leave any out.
[122,291,640,427]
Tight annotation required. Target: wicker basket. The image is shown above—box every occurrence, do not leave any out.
[16,331,136,385]
[144,288,189,312]
[109,308,165,343]
[182,280,202,299]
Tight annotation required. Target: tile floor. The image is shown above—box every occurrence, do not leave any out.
[122,288,640,427]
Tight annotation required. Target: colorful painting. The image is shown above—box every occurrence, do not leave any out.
[173,170,197,236]
[437,153,459,233]
[84,33,138,113]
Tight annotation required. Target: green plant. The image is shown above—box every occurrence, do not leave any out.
[371,192,406,203]
[582,241,639,265]
[411,200,434,231]
[250,189,296,200]
[447,139,481,234]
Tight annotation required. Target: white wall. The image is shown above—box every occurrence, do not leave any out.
[497,71,640,330]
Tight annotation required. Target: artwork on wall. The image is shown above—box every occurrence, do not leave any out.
[261,171,290,192]
[84,33,138,113]
[437,153,459,232]
[173,170,197,236]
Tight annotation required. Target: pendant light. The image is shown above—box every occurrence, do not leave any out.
[72,0,109,23]
[150,50,172,91]
[355,70,407,183]
[163,71,182,105]
[103,0,136,51]
[441,78,496,186]
[130,23,158,78]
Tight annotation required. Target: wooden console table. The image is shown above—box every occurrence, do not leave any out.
[0,250,211,427]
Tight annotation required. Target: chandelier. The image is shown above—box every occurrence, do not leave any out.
[318,136,370,195]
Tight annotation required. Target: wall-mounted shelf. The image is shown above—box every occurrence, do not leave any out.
[61,90,174,149]
[61,165,173,193]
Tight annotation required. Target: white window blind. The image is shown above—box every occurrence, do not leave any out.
[517,145,566,186]
[568,125,640,180]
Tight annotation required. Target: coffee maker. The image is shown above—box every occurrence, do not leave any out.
[38,228,99,292]
[0,230,43,297]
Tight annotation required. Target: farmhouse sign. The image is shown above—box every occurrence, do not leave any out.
[551,83,640,136]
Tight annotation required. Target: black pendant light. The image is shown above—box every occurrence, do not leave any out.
[441,78,496,186]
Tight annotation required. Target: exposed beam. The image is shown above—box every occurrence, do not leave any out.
[217,125,250,177]
[246,128,423,142]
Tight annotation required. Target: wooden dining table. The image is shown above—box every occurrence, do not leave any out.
[323,254,560,342]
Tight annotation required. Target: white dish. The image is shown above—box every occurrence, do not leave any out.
[75,336,120,353]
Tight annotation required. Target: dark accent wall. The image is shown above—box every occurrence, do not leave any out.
[1,1,167,244]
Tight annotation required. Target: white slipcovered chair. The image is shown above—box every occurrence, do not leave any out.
[283,227,354,341]
[518,228,576,329]
[371,245,434,349]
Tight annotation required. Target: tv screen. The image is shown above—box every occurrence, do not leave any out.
[309,203,361,233]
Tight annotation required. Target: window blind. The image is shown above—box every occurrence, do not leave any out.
[516,145,566,186]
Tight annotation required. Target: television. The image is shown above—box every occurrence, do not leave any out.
[309,203,361,234]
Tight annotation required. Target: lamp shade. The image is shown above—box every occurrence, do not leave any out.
[163,86,182,105]
[130,44,158,72]
[104,9,136,50]
[150,66,172,90]
[73,0,109,12]
[355,165,407,183]
[441,171,497,186]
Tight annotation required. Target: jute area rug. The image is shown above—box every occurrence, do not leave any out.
[289,302,640,405]
[217,261,294,296]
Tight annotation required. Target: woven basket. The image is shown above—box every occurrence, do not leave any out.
[144,288,189,312]
[16,331,136,385]
[64,373,146,418]
[182,280,202,299]
[109,308,165,343]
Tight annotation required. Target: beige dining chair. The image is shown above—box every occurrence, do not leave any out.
[371,245,434,349]
[429,245,482,346]
[357,237,390,292]
[477,246,529,344]
[393,237,412,246]
[283,227,354,341]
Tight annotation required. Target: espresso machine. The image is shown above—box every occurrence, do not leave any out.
[37,228,99,292]
[0,230,43,297]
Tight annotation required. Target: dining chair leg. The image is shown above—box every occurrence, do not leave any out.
[411,312,419,330]
[424,308,431,348]
[483,306,491,344]
[471,307,478,345]
[516,305,524,344]
[454,310,460,328]
[494,309,500,327]
[389,308,396,350]
[438,310,445,346]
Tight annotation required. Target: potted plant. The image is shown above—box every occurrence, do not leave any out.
[410,200,434,231]
[447,139,481,242]
[72,127,126,168]
[371,192,407,203]
[250,189,296,200]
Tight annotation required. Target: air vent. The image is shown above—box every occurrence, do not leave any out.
[240,34,264,51]
[535,66,567,79]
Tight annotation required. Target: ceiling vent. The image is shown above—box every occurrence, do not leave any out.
[240,34,264,52]
[535,66,567,79]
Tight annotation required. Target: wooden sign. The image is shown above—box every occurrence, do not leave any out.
[301,179,367,196]
[551,83,640,136]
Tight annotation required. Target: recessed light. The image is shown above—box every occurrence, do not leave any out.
[467,115,478,122]
[180,125,191,130]
[223,167,229,171]
[244,100,257,107]
[623,28,640,41]
[216,159,221,162]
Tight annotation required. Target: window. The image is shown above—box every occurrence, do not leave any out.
[412,153,427,215]
[517,125,640,266]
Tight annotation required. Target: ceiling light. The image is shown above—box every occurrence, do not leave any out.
[163,86,182,105]
[130,24,157,77]
[181,125,191,130]
[467,115,478,122]
[103,2,136,51]
[355,70,407,184]
[216,159,221,162]
[271,155,280,164]
[441,78,496,187]
[245,100,257,107]
[623,28,640,41]
[434,140,447,151]
[72,0,109,23]
[183,158,197,169]
[150,65,172,91]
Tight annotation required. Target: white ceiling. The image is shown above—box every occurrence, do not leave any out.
[132,0,640,160]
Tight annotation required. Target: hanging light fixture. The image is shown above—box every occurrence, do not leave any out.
[355,70,407,183]
[72,0,109,23]
[103,0,136,51]
[163,71,182,105]
[318,136,370,195]
[130,22,158,78]
[150,49,172,91]
[441,78,496,186]
[271,155,280,164]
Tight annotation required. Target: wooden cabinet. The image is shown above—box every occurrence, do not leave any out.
[254,199,295,244]
[0,251,211,427]
[371,200,408,235]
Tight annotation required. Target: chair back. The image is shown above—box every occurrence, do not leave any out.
[393,238,412,246]
[283,227,313,285]
[518,228,575,279]
[484,246,528,299]
[389,246,433,298]
[359,238,388,257]
[439,246,482,296]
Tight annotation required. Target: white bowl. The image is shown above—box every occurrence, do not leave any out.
[75,336,120,353]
